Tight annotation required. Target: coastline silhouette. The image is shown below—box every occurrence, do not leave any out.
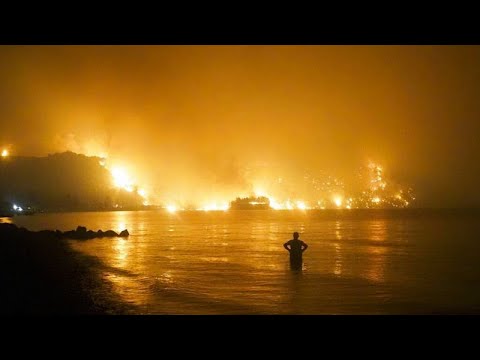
[284,232,308,270]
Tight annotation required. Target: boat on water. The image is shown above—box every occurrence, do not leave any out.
[229,196,272,210]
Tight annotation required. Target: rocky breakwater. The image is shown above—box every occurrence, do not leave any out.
[60,226,129,240]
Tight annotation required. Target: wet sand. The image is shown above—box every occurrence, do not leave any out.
[0,223,134,315]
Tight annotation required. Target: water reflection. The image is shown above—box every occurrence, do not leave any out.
[285,265,314,314]
[333,243,343,275]
[113,238,129,268]
[364,220,388,283]
[24,210,439,314]
[289,259,303,271]
[247,223,271,260]
[200,257,229,263]
[114,211,129,233]
[158,271,174,285]
[370,220,387,242]
[335,221,342,240]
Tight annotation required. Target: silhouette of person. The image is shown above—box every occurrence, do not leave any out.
[284,232,308,270]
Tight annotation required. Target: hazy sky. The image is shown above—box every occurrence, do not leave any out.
[1,45,480,207]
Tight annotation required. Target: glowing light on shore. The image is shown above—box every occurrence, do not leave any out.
[202,204,216,211]
[1,149,8,157]
[285,200,294,210]
[99,156,413,211]
[269,197,282,210]
[333,195,343,208]
[296,201,307,210]
[254,188,267,197]
[111,166,134,189]
[103,159,413,211]
[220,204,229,211]
[166,205,177,213]
[104,162,149,204]
[199,203,229,211]
[156,159,413,212]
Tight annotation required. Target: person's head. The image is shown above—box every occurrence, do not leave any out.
[293,232,299,240]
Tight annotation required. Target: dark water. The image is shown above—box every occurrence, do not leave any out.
[12,209,480,314]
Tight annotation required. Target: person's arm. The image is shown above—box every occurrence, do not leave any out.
[301,242,308,252]
[284,242,291,252]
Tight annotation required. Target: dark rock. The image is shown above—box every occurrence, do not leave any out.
[76,226,87,233]
[0,223,18,233]
[37,230,56,238]
[0,224,126,242]
[103,230,118,237]
[63,230,76,239]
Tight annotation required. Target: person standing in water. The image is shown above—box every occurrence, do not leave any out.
[284,232,308,270]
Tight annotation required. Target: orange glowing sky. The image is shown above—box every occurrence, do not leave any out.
[1,45,480,207]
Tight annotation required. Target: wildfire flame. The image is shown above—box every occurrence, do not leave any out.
[104,161,149,204]
[111,166,134,190]
[166,204,177,213]
[90,150,414,211]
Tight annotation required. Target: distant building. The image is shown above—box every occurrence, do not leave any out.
[229,196,271,210]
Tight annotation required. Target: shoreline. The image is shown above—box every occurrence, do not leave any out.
[9,207,480,216]
[0,223,136,315]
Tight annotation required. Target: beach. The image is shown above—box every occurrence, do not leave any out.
[5,209,480,315]
[0,223,134,315]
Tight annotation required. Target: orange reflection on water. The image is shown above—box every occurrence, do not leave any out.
[113,238,129,268]
[335,220,342,240]
[364,220,388,283]
[113,211,129,233]
[200,257,230,263]
[369,219,387,242]
[158,271,174,284]
[333,242,343,275]
[105,236,149,308]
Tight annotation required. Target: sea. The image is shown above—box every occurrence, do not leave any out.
[10,209,480,314]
